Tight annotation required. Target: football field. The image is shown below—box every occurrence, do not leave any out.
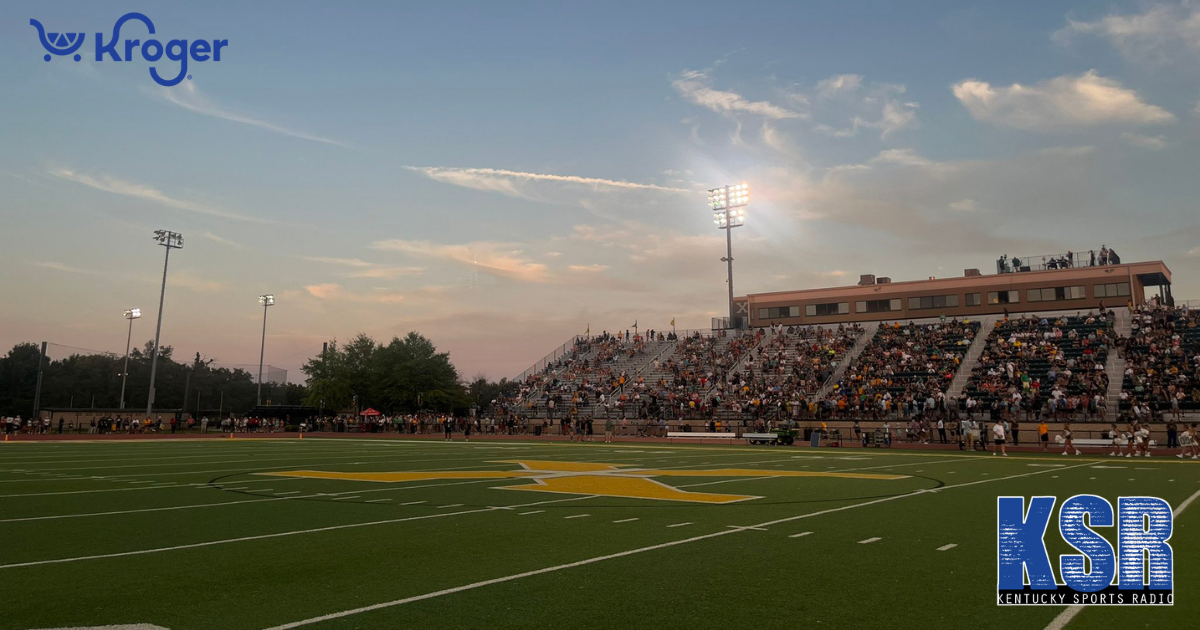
[1,437,1197,630]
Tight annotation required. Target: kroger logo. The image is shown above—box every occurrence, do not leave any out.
[997,495,1173,606]
[30,12,228,87]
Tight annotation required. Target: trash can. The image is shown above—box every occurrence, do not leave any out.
[810,431,821,447]
[534,425,543,436]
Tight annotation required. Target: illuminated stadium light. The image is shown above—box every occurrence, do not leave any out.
[708,184,750,330]
[257,294,275,406]
[146,229,183,419]
[119,307,142,409]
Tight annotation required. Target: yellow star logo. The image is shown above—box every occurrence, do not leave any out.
[262,460,907,504]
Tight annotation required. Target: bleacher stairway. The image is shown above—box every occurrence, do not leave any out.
[947,314,1000,398]
[813,321,879,399]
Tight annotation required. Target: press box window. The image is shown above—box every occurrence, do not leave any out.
[758,306,800,319]
[908,295,959,310]
[965,293,981,307]
[805,302,849,317]
[988,291,1020,305]
[855,299,901,313]
[1094,283,1131,298]
[1028,286,1085,302]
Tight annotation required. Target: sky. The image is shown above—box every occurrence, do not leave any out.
[2,1,1200,381]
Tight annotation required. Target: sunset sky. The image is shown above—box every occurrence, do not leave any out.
[3,1,1200,380]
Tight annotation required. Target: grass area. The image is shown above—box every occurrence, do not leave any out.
[0,438,1197,630]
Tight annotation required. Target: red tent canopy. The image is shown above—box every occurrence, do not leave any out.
[359,408,382,417]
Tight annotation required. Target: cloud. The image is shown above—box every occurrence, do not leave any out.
[1121,132,1168,150]
[544,252,563,258]
[49,167,267,223]
[671,69,804,120]
[201,231,245,248]
[1188,245,1200,257]
[952,71,1175,130]
[305,283,405,304]
[869,148,934,167]
[1054,3,1200,63]
[29,261,103,275]
[155,82,345,147]
[816,74,863,97]
[948,199,978,212]
[567,264,610,272]
[371,239,554,283]
[300,255,425,280]
[171,273,224,292]
[404,166,690,198]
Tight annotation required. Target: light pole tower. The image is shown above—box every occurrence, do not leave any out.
[256,294,275,406]
[708,184,749,328]
[119,308,141,409]
[146,230,183,419]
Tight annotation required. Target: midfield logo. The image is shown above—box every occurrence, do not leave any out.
[30,12,228,86]
[997,495,1174,606]
[263,459,907,504]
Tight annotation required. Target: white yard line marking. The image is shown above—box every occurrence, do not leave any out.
[667,522,693,528]
[365,499,392,504]
[332,496,360,501]
[275,491,301,496]
[857,537,882,544]
[436,504,464,509]
[0,494,324,523]
[937,543,958,552]
[613,518,639,523]
[0,495,593,570]
[258,461,1096,630]
[789,531,813,538]
[400,501,426,506]
[564,514,590,519]
[518,510,544,516]
[727,525,767,531]
[1041,486,1200,630]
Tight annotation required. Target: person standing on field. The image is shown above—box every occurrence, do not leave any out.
[992,420,1007,456]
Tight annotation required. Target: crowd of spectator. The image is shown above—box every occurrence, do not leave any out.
[821,319,980,420]
[1120,302,1200,419]
[962,312,1114,421]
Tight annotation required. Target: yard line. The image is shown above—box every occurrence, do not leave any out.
[332,496,360,501]
[857,537,882,544]
[0,494,323,523]
[436,504,464,509]
[257,461,1096,630]
[400,501,426,506]
[0,485,184,499]
[612,518,639,523]
[365,499,392,503]
[937,543,958,552]
[518,510,544,516]
[0,495,593,570]
[788,532,813,538]
[563,514,590,519]
[667,522,693,528]
[1042,486,1200,630]
[222,487,250,491]
[727,525,767,531]
[275,491,301,496]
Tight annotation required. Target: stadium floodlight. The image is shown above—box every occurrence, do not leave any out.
[708,184,749,329]
[119,308,141,410]
[146,230,183,419]
[257,294,275,406]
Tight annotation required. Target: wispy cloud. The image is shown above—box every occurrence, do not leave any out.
[1054,2,1200,64]
[672,69,804,120]
[952,70,1175,130]
[305,283,405,303]
[154,82,346,147]
[405,166,690,198]
[1121,132,1168,150]
[201,231,245,248]
[568,264,610,272]
[50,167,267,223]
[371,239,553,283]
[28,261,103,275]
[300,256,424,279]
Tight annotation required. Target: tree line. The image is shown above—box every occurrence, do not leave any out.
[301,332,519,416]
[0,342,302,418]
[0,331,518,418]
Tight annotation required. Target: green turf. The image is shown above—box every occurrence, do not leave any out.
[0,438,1197,630]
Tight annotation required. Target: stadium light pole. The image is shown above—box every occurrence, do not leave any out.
[119,308,141,409]
[146,230,183,419]
[708,184,749,328]
[256,294,275,407]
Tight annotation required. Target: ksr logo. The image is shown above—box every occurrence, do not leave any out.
[30,12,228,87]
